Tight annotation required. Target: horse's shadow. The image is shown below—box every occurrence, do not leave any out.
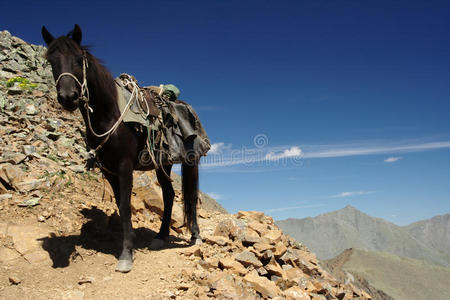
[39,207,189,268]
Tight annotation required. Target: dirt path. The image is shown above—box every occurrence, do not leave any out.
[0,209,220,300]
[1,238,199,299]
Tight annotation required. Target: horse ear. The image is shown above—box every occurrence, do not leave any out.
[72,24,82,45]
[41,26,54,45]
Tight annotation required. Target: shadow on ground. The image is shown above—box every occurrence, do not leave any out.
[39,207,189,268]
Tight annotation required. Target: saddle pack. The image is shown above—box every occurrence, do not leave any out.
[115,74,210,166]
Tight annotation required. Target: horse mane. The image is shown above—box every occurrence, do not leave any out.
[45,36,117,109]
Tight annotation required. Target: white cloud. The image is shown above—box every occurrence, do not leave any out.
[199,138,450,170]
[303,141,450,159]
[332,191,375,198]
[206,192,221,200]
[384,156,402,163]
[265,146,303,161]
[208,142,225,155]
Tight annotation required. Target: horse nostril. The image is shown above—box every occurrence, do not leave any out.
[72,90,79,99]
[57,90,78,102]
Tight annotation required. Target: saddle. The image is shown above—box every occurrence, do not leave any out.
[114,73,211,165]
[116,74,160,118]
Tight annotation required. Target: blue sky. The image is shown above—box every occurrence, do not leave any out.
[2,0,449,225]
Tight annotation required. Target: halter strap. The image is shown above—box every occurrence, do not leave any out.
[55,51,90,104]
[54,52,169,179]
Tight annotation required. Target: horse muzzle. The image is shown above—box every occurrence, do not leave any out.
[57,90,80,111]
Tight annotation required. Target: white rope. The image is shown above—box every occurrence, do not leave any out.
[56,53,136,139]
[56,53,89,105]
[85,78,135,138]
[55,55,169,177]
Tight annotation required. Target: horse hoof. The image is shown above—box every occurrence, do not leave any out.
[115,259,133,273]
[149,238,165,250]
[192,238,203,245]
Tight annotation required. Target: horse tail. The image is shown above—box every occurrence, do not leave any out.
[181,161,199,233]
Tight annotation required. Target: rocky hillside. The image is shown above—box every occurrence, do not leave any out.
[0,30,369,299]
[324,248,450,300]
[276,205,450,267]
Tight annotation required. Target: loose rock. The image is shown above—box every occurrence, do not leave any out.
[9,276,21,285]
[243,270,280,298]
[235,250,263,268]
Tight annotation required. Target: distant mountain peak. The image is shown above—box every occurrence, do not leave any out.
[328,205,364,217]
[342,205,358,211]
[276,206,450,267]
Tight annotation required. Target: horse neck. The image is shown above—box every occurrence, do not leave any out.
[79,54,120,139]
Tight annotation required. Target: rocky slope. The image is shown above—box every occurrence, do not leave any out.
[0,30,369,299]
[276,205,450,267]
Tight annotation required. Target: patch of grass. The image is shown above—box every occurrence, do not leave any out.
[39,169,66,180]
[46,153,60,162]
[81,170,98,182]
[5,76,38,90]
[65,177,73,188]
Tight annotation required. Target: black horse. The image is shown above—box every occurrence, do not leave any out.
[41,24,203,272]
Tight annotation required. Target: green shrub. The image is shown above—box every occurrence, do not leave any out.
[5,76,38,90]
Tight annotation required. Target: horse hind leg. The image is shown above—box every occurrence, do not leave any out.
[150,165,174,250]
[182,162,202,245]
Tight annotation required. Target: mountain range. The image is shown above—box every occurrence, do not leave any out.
[276,205,450,267]
[276,206,450,299]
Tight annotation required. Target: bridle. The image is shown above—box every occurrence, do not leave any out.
[52,50,171,180]
[53,51,131,140]
[55,50,90,106]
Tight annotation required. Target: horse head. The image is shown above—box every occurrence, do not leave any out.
[42,24,85,111]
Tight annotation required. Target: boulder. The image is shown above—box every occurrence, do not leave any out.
[237,227,261,245]
[235,250,263,268]
[265,257,285,277]
[214,218,246,240]
[205,235,230,246]
[247,220,269,236]
[218,257,248,275]
[262,229,283,245]
[243,270,280,298]
[237,210,265,222]
[253,242,274,254]
[273,241,287,258]
[283,286,310,300]
[133,172,163,213]
[0,163,25,190]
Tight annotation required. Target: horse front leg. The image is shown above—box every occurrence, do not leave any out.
[114,163,135,273]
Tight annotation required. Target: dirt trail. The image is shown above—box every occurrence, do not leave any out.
[1,224,203,300]
[0,200,225,300]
